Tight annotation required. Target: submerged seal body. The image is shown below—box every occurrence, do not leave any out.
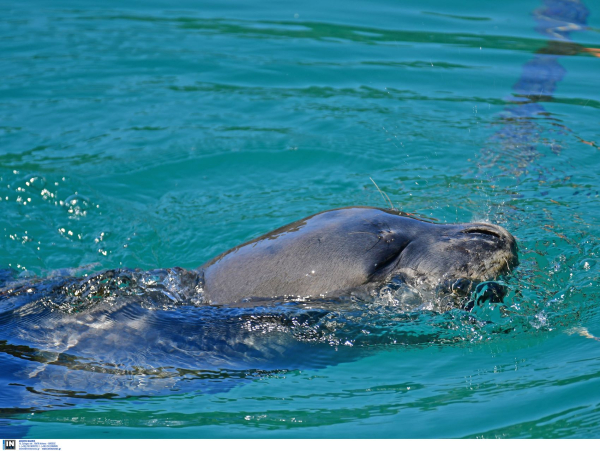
[201,207,518,306]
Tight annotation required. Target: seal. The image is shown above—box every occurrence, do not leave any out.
[201,206,518,307]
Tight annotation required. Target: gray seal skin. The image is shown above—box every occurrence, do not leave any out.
[201,207,518,306]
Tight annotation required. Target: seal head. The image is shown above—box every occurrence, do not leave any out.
[201,207,518,308]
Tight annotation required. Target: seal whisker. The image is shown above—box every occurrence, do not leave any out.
[366,236,383,252]
[370,177,395,211]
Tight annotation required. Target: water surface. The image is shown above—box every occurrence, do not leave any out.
[1,0,599,439]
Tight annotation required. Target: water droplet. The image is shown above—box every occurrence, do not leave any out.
[23,174,46,190]
[64,194,91,216]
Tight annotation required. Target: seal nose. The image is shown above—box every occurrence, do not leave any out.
[462,226,502,239]
[461,223,514,243]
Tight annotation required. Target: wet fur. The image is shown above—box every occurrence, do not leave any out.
[201,207,518,306]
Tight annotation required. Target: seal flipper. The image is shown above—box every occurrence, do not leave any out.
[463,281,508,311]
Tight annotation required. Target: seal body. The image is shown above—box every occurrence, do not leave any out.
[201,207,518,306]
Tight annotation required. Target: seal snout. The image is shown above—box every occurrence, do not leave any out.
[462,223,518,257]
[474,222,518,267]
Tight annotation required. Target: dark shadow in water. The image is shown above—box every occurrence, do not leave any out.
[479,0,594,175]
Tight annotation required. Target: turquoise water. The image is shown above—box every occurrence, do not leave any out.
[1,0,600,439]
